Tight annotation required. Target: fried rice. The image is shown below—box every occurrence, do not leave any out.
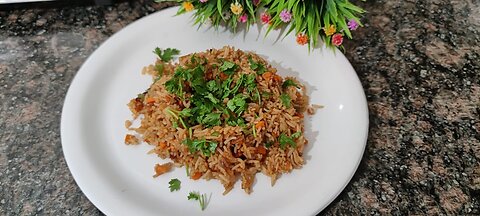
[125,46,310,194]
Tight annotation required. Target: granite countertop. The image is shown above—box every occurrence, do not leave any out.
[0,0,479,215]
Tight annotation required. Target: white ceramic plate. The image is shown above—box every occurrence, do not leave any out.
[61,7,368,216]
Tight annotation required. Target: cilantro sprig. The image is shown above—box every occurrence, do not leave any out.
[153,47,180,62]
[168,178,181,192]
[188,191,209,211]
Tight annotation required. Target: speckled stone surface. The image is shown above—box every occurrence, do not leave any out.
[0,0,479,215]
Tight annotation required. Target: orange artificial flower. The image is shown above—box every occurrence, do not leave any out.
[296,33,309,45]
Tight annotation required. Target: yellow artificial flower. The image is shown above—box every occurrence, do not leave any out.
[230,2,243,15]
[324,25,336,36]
[183,2,194,12]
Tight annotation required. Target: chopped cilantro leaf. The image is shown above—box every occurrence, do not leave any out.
[190,100,217,126]
[219,61,238,75]
[282,79,299,89]
[190,54,198,64]
[187,66,207,95]
[229,74,245,96]
[179,108,192,117]
[245,74,257,94]
[254,88,261,104]
[221,77,234,99]
[248,56,267,75]
[265,141,274,148]
[153,47,180,62]
[279,133,296,149]
[202,113,221,127]
[206,80,220,93]
[168,178,181,192]
[183,138,218,157]
[205,93,220,104]
[227,94,247,115]
[165,76,183,98]
[188,192,200,200]
[261,91,272,99]
[227,117,245,126]
[280,93,291,108]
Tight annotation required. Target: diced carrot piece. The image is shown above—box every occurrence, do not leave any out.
[262,72,273,81]
[153,163,172,177]
[159,141,167,149]
[255,121,265,130]
[219,72,228,80]
[124,134,133,143]
[191,172,202,180]
[273,74,282,82]
[257,146,267,155]
[124,134,139,145]
[146,97,156,104]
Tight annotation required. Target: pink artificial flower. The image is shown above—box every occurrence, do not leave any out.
[260,12,271,24]
[332,33,343,46]
[279,9,292,23]
[347,19,359,30]
[239,14,248,23]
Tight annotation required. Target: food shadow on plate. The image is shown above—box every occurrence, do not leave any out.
[234,21,326,49]
[190,14,327,50]
[255,53,320,163]
[236,22,290,46]
[194,17,290,45]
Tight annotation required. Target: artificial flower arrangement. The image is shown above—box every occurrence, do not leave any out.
[157,0,365,50]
